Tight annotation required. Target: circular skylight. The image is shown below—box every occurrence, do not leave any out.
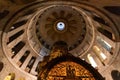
[57,22,65,31]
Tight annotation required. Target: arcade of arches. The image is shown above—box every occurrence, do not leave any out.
[0,0,120,80]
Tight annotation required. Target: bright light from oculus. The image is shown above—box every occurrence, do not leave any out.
[57,22,65,31]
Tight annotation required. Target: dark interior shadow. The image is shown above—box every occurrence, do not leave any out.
[111,70,120,80]
[0,62,4,72]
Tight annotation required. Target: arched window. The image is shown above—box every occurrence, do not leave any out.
[93,16,109,26]
[104,6,120,16]
[9,20,27,31]
[11,41,25,58]
[97,27,113,40]
[93,46,107,62]
[19,50,30,67]
[39,47,48,56]
[25,57,36,72]
[97,36,112,52]
[8,30,24,44]
[87,54,98,68]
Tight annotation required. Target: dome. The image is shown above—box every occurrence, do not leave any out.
[0,0,120,80]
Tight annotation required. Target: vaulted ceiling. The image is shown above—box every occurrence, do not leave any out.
[0,0,120,80]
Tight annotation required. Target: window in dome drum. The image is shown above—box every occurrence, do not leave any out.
[104,6,120,16]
